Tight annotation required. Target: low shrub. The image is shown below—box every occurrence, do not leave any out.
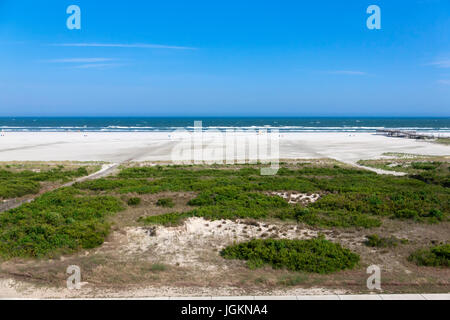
[411,162,441,171]
[78,163,449,228]
[139,212,189,226]
[220,237,360,274]
[277,274,308,286]
[0,187,124,258]
[141,203,382,228]
[0,166,90,199]
[408,244,449,267]
[0,180,40,198]
[127,197,141,206]
[150,263,167,272]
[364,234,407,248]
[156,197,175,208]
[290,207,381,228]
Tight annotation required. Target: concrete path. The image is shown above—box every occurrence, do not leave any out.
[336,159,407,176]
[0,163,119,213]
[131,293,449,300]
[62,163,119,187]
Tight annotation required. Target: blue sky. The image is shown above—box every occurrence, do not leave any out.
[0,0,449,116]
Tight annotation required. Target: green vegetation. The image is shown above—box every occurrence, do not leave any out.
[127,197,141,206]
[74,163,449,227]
[286,207,382,228]
[150,263,167,272]
[220,237,360,274]
[1,160,448,265]
[156,197,175,208]
[411,162,441,170]
[435,138,450,145]
[358,157,449,188]
[410,171,449,188]
[0,187,124,258]
[0,179,40,199]
[277,274,308,286]
[364,234,408,248]
[408,244,450,267]
[0,166,89,199]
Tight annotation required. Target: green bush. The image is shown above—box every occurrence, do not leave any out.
[0,187,124,258]
[290,206,381,228]
[278,274,308,286]
[364,234,406,248]
[75,163,449,227]
[411,162,441,170]
[408,244,449,267]
[150,263,167,272]
[0,167,90,199]
[220,237,360,274]
[156,197,175,208]
[127,197,141,206]
[139,212,189,226]
[0,180,41,198]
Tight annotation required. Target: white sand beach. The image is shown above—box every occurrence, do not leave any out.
[0,132,448,163]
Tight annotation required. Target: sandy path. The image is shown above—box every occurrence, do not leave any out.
[0,278,348,299]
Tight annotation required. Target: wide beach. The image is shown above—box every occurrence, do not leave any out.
[1,132,449,163]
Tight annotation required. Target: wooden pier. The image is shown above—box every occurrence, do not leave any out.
[376,129,437,140]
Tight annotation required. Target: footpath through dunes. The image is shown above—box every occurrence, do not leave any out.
[332,158,407,176]
[0,143,157,213]
[0,163,119,213]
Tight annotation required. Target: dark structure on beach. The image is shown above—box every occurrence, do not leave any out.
[376,129,437,140]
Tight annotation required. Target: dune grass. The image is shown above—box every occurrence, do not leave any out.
[408,244,449,267]
[0,166,90,199]
[435,138,450,145]
[220,237,360,274]
[1,161,448,260]
[0,187,124,259]
[364,234,408,248]
[77,164,450,227]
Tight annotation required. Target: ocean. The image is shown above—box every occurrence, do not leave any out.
[0,117,449,133]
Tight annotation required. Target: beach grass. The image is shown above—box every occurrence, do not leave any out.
[0,187,124,258]
[408,244,449,267]
[435,138,450,145]
[0,163,98,199]
[357,156,449,187]
[220,237,360,274]
[73,162,450,227]
[1,160,448,260]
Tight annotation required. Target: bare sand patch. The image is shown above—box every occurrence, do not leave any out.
[107,218,320,271]
[268,191,321,205]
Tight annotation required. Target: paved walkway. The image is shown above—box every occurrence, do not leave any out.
[332,158,407,176]
[0,163,119,213]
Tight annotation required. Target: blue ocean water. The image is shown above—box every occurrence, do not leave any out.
[0,117,449,133]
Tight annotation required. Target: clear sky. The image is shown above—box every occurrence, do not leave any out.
[0,0,449,116]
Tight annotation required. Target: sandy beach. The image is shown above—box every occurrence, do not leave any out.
[0,132,449,163]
